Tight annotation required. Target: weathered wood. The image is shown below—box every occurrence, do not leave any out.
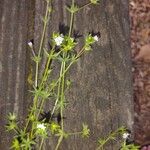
[0,0,35,149]
[0,0,133,149]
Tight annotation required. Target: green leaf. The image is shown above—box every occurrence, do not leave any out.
[85,34,95,45]
[66,79,71,88]
[32,56,41,63]
[120,142,140,150]
[90,0,99,4]
[30,87,50,99]
[42,16,48,23]
[98,139,106,146]
[6,121,17,131]
[7,112,17,121]
[62,36,76,52]
[21,135,35,149]
[57,98,68,110]
[56,129,69,138]
[81,123,90,138]
[66,4,79,13]
[85,44,92,51]
[11,138,20,150]
[50,122,60,134]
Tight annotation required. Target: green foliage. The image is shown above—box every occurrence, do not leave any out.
[6,113,18,132]
[50,122,60,134]
[90,0,99,4]
[62,36,77,52]
[66,4,79,13]
[30,87,50,99]
[21,135,35,150]
[36,123,47,138]
[32,56,41,63]
[11,138,20,150]
[7,113,17,121]
[120,142,140,150]
[97,126,126,149]
[56,129,69,139]
[85,34,97,51]
[81,124,90,138]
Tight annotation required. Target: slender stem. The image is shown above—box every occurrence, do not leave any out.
[68,0,75,36]
[68,131,82,136]
[51,63,63,117]
[78,2,92,11]
[60,58,66,130]
[54,53,66,150]
[69,12,74,36]
[39,138,44,150]
[50,0,85,118]
[24,48,55,132]
[24,96,38,132]
[39,48,55,88]
[35,0,51,87]
[36,49,55,119]
[49,47,85,94]
[55,135,63,150]
[30,47,36,57]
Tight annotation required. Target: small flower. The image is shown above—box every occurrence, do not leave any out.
[28,41,33,48]
[37,123,46,130]
[122,132,130,139]
[54,34,64,46]
[36,123,47,137]
[93,35,99,41]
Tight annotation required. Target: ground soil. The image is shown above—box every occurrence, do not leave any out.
[129,0,150,147]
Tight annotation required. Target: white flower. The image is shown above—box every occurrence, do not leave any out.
[122,133,130,139]
[37,123,46,130]
[54,35,64,46]
[28,41,33,48]
[93,35,99,41]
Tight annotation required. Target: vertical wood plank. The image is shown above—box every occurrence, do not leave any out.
[0,0,133,149]
[0,0,35,149]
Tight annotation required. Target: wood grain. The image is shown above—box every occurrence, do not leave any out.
[0,0,133,149]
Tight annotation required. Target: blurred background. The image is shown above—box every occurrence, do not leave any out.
[130,0,150,147]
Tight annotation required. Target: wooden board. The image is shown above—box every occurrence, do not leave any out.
[0,0,133,149]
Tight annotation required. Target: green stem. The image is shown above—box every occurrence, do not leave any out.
[78,2,92,11]
[49,46,85,93]
[35,0,51,87]
[60,59,66,130]
[55,135,63,150]
[24,96,38,132]
[39,138,44,150]
[68,0,75,37]
[24,48,55,132]
[54,53,66,150]
[51,63,63,118]
[39,49,54,88]
[36,49,56,119]
[68,131,82,136]
[69,12,74,36]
